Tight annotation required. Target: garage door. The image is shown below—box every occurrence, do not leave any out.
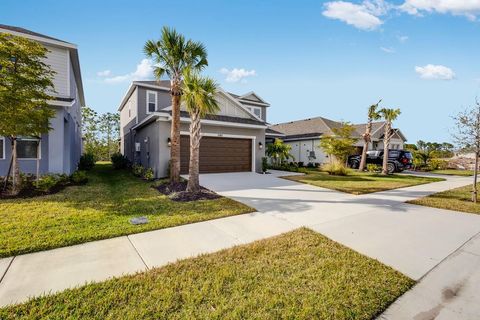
[180,136,252,174]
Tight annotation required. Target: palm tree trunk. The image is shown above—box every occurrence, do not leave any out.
[170,80,182,183]
[381,123,391,175]
[187,110,201,193]
[358,122,372,171]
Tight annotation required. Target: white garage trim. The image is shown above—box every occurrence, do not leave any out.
[180,131,256,172]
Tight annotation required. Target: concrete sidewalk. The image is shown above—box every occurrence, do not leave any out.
[0,170,479,308]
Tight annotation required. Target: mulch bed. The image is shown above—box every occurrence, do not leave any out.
[154,181,221,202]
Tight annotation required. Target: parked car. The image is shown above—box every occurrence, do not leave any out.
[348,150,413,173]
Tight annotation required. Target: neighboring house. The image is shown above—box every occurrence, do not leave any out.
[119,80,269,178]
[0,25,84,176]
[268,116,407,165]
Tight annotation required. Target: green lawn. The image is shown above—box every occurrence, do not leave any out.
[284,170,443,195]
[429,169,474,176]
[408,183,480,215]
[0,228,414,320]
[0,163,252,258]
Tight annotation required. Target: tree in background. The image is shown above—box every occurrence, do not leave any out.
[0,33,55,193]
[320,123,358,165]
[81,107,120,161]
[379,108,401,175]
[266,139,294,166]
[144,26,208,183]
[182,69,219,193]
[407,140,455,168]
[359,100,382,171]
[453,101,480,203]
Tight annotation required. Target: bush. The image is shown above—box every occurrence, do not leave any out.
[71,170,88,184]
[262,157,268,173]
[428,159,448,171]
[298,167,308,174]
[366,164,382,173]
[36,174,59,193]
[111,153,130,170]
[143,168,154,181]
[322,162,348,176]
[78,153,95,171]
[132,164,145,177]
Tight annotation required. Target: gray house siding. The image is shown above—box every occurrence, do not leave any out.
[0,134,49,176]
[132,121,162,175]
[136,87,171,123]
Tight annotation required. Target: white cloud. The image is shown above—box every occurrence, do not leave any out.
[415,64,456,80]
[322,0,390,30]
[103,59,154,84]
[397,35,409,43]
[400,0,480,20]
[220,68,257,83]
[97,70,111,77]
[380,46,395,53]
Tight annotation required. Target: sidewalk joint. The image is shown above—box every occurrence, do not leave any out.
[0,256,15,285]
[126,237,149,270]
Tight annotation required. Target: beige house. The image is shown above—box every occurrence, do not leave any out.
[267,116,406,165]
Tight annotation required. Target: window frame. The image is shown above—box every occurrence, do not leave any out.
[17,138,41,160]
[146,90,157,114]
[245,106,262,118]
[0,137,5,160]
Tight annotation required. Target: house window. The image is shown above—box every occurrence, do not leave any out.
[17,138,40,159]
[246,106,262,118]
[0,137,4,160]
[146,91,157,114]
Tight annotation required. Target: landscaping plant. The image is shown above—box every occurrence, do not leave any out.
[319,122,358,165]
[359,100,382,171]
[143,168,155,181]
[0,33,55,194]
[132,164,145,177]
[181,69,220,193]
[78,153,96,171]
[144,27,208,183]
[266,138,294,166]
[111,152,130,169]
[71,170,88,184]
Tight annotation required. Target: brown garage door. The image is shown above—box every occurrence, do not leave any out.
[180,136,252,174]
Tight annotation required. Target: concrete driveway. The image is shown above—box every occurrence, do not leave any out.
[199,171,480,280]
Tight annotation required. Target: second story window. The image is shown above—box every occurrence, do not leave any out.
[246,106,262,118]
[147,91,157,114]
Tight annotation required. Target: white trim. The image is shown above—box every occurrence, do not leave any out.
[237,91,270,105]
[179,116,267,129]
[238,99,269,107]
[17,138,41,160]
[47,99,75,107]
[66,50,71,97]
[146,90,158,114]
[180,131,256,172]
[0,27,77,49]
[133,82,170,92]
[0,137,5,160]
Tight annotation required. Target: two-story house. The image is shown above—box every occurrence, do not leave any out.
[119,80,269,178]
[0,25,85,176]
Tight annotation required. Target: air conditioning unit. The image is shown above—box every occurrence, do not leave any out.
[135,142,141,152]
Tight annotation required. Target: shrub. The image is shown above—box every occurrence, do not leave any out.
[132,164,145,177]
[143,168,154,181]
[322,162,348,176]
[262,157,268,173]
[366,164,382,173]
[298,167,308,174]
[78,153,95,171]
[71,170,88,184]
[428,159,448,171]
[111,153,130,170]
[298,162,304,168]
[36,174,59,193]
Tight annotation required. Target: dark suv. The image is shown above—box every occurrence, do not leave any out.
[348,150,413,173]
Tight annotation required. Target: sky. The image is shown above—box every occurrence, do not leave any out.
[2,0,480,144]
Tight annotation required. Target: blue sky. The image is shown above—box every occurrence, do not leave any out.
[2,0,480,143]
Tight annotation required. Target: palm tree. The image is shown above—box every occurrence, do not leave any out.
[379,108,401,175]
[182,69,219,193]
[358,100,382,171]
[144,27,208,183]
[266,139,294,166]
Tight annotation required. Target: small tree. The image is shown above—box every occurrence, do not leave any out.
[319,123,358,165]
[98,112,120,159]
[453,101,480,203]
[0,33,55,193]
[182,69,219,193]
[359,100,382,171]
[379,108,401,175]
[266,139,294,166]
